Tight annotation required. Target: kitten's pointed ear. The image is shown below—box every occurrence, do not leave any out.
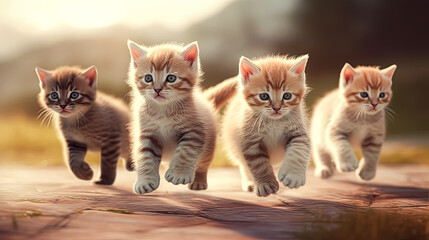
[35,66,50,88]
[381,64,397,79]
[340,63,357,86]
[81,66,97,87]
[239,56,261,85]
[289,55,309,76]
[181,41,199,70]
[127,40,147,64]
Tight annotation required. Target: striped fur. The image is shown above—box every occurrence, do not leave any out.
[35,66,132,185]
[127,40,217,194]
[311,63,397,180]
[222,55,311,197]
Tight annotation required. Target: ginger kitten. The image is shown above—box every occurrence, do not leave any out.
[222,55,311,197]
[127,40,218,194]
[35,66,133,185]
[311,63,397,180]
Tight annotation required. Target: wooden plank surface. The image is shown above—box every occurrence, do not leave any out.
[0,165,428,240]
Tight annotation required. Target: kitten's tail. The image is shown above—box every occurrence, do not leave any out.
[205,77,238,110]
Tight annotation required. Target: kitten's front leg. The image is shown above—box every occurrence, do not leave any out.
[327,127,358,172]
[356,136,383,180]
[165,128,205,185]
[242,139,279,197]
[66,140,93,180]
[134,134,163,194]
[278,134,310,189]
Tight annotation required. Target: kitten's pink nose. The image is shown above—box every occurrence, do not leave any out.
[272,107,281,112]
[154,88,162,94]
[371,103,378,108]
[60,104,67,109]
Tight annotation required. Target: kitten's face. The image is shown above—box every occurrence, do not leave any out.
[239,56,308,119]
[340,64,396,115]
[36,66,97,117]
[127,41,200,105]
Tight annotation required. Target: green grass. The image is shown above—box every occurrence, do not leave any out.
[0,114,427,167]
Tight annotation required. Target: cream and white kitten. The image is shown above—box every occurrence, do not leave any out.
[311,63,397,180]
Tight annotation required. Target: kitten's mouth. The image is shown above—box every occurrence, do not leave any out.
[153,94,166,100]
[59,109,71,115]
[270,112,283,118]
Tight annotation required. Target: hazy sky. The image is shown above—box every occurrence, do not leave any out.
[1,0,235,31]
[0,0,235,60]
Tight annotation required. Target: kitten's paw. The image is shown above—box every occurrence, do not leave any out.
[189,173,208,190]
[71,162,94,180]
[188,180,207,190]
[356,167,376,181]
[336,157,359,172]
[278,170,306,189]
[314,167,334,179]
[134,175,160,194]
[125,160,135,171]
[94,177,115,185]
[255,180,279,197]
[165,168,195,185]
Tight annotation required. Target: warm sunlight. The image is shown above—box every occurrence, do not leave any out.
[1,0,234,31]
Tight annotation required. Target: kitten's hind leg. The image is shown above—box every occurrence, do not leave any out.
[314,147,335,179]
[356,137,382,181]
[239,164,255,192]
[66,140,93,181]
[95,143,120,185]
[189,137,215,191]
[124,158,135,171]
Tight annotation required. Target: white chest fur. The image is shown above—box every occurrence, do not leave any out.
[152,116,177,161]
[263,121,287,167]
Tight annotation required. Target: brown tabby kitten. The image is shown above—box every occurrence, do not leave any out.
[36,66,133,185]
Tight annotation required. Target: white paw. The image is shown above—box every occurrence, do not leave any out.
[165,168,195,185]
[356,167,376,181]
[336,156,359,172]
[314,167,334,179]
[278,169,306,189]
[134,175,160,194]
[241,181,255,192]
[255,180,279,197]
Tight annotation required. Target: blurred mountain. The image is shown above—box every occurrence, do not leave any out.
[0,0,428,135]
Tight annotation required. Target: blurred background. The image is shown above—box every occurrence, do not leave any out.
[0,0,428,167]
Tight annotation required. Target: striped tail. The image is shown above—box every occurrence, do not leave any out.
[205,77,238,110]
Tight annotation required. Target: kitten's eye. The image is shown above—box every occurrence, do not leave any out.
[379,92,386,99]
[259,93,269,101]
[360,92,369,98]
[70,92,80,99]
[166,75,177,83]
[283,92,293,100]
[144,75,153,83]
[50,92,59,100]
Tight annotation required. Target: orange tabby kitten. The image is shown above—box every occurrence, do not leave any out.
[311,63,397,180]
[127,40,221,194]
[36,66,132,185]
[222,55,311,197]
